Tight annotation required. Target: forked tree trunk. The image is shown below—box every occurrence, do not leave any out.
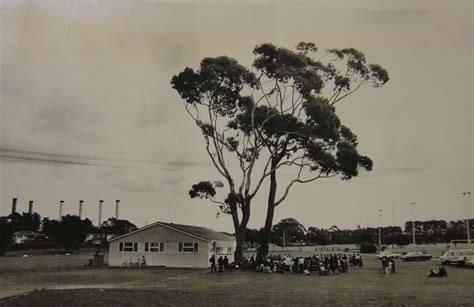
[259,159,278,258]
[231,198,251,265]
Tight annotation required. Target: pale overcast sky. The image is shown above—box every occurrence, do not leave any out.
[0,0,472,232]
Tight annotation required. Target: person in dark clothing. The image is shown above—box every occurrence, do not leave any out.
[223,256,229,270]
[209,255,217,273]
[428,266,447,277]
[438,266,447,277]
[218,256,224,273]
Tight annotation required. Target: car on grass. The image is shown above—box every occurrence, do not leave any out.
[440,249,474,265]
[376,251,401,259]
[400,251,432,261]
[465,258,474,268]
[456,254,474,267]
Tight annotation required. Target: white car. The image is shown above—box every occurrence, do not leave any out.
[465,258,474,268]
[440,249,474,265]
[376,251,401,259]
[456,254,474,267]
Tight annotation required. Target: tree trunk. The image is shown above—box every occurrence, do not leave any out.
[259,159,278,258]
[231,199,251,265]
[233,226,245,265]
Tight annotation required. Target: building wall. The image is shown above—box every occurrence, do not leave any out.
[108,224,214,268]
[209,240,237,264]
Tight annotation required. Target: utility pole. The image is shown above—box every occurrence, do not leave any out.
[462,192,471,246]
[378,209,383,249]
[410,202,416,245]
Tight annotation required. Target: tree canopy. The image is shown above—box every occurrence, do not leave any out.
[43,215,90,253]
[100,217,138,235]
[272,218,307,246]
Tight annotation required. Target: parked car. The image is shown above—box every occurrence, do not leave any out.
[376,251,401,259]
[456,254,474,267]
[400,251,432,261]
[440,249,474,265]
[465,258,474,268]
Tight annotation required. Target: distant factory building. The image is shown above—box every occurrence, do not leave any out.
[107,222,235,268]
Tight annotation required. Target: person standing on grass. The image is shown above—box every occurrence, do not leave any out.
[218,256,224,273]
[384,261,392,277]
[390,259,396,273]
[209,255,217,273]
[223,256,229,270]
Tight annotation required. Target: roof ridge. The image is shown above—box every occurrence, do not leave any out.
[108,221,234,243]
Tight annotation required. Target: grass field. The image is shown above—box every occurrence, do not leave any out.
[0,248,473,306]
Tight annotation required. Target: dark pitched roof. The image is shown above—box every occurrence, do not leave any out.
[108,221,234,242]
[159,222,234,241]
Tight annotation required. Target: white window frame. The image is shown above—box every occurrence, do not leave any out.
[145,242,164,252]
[119,242,138,252]
[178,242,199,253]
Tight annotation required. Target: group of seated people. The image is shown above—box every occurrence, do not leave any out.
[428,266,448,277]
[243,253,363,276]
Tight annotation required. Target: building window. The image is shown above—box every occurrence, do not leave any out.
[119,242,137,252]
[178,242,199,253]
[145,242,164,252]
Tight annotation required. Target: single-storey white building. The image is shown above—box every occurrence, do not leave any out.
[13,231,48,244]
[107,221,236,268]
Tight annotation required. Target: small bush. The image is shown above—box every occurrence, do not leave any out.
[360,241,377,253]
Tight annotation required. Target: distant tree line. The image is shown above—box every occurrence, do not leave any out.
[245,218,474,249]
[0,212,137,256]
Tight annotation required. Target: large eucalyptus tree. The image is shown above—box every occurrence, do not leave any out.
[171,42,388,262]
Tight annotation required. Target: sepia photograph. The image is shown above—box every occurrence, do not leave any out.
[0,0,472,305]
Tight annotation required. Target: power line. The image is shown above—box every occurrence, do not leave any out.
[0,146,470,174]
[0,147,205,168]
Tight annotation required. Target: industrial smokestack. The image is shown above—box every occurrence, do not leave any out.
[11,198,17,216]
[28,200,34,215]
[98,200,103,226]
[79,200,84,219]
[59,200,64,220]
[115,200,120,219]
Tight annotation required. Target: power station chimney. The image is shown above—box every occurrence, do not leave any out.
[11,198,17,216]
[98,200,103,226]
[79,200,84,219]
[28,200,34,215]
[115,200,120,219]
[59,200,64,220]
